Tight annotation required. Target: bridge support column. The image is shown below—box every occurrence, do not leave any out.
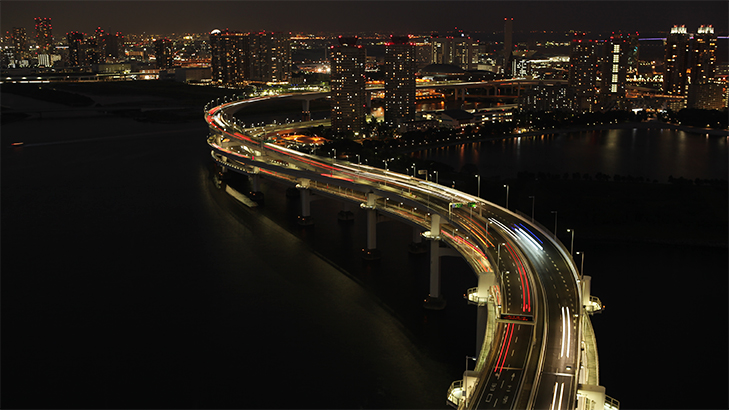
[362,193,380,260]
[302,99,311,121]
[297,187,314,226]
[249,170,264,202]
[423,214,446,310]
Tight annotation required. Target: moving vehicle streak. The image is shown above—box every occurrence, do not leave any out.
[205,97,583,409]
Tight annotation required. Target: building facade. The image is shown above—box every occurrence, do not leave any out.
[154,38,174,69]
[209,29,290,86]
[384,36,416,126]
[34,17,53,56]
[66,32,86,66]
[568,32,597,112]
[209,29,248,85]
[519,82,575,112]
[12,27,28,61]
[688,25,719,109]
[330,36,367,137]
[599,34,629,110]
[663,25,691,96]
[431,32,479,71]
[247,31,291,84]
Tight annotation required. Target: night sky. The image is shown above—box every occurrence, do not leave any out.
[2,1,728,37]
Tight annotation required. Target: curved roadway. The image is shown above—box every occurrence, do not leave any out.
[204,96,584,410]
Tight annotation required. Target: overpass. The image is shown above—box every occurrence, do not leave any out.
[204,94,616,410]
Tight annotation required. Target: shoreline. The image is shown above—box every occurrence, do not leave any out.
[399,120,729,153]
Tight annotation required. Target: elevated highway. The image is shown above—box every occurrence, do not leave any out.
[204,95,614,410]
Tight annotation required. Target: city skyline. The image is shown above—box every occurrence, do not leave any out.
[2,1,728,37]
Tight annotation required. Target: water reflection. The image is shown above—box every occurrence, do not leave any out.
[414,128,728,182]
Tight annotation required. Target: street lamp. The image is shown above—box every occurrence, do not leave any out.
[567,229,575,256]
[356,154,360,165]
[504,184,509,208]
[476,175,481,198]
[576,251,585,278]
[551,211,558,239]
[435,170,439,184]
[529,196,535,222]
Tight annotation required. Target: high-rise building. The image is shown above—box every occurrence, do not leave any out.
[430,30,479,70]
[154,38,174,69]
[330,36,367,137]
[210,29,290,86]
[247,31,291,83]
[101,32,122,61]
[599,34,629,110]
[688,25,720,109]
[12,27,28,60]
[384,36,416,126]
[626,33,640,75]
[690,25,717,84]
[66,31,86,66]
[568,32,597,111]
[663,25,691,96]
[34,17,53,56]
[209,29,247,85]
[503,18,514,74]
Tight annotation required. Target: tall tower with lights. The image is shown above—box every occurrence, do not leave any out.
[663,25,691,96]
[248,31,291,84]
[688,25,721,109]
[330,36,367,137]
[384,35,416,126]
[209,29,247,85]
[12,27,28,61]
[599,34,629,110]
[503,18,513,74]
[66,31,85,66]
[568,32,597,112]
[34,17,53,56]
[154,38,173,69]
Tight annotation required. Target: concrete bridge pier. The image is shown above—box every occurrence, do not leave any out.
[423,214,447,310]
[297,187,314,226]
[362,193,381,260]
[248,169,264,202]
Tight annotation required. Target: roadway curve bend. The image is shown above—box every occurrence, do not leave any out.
[204,96,585,410]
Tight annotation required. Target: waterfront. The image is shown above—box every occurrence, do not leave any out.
[2,108,727,409]
[413,126,728,183]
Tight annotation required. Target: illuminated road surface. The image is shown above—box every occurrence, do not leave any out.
[205,96,583,410]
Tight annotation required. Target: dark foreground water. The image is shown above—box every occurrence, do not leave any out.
[2,115,727,409]
[1,116,476,409]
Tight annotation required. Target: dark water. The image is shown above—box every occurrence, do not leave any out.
[2,116,727,409]
[1,116,475,409]
[413,127,728,182]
